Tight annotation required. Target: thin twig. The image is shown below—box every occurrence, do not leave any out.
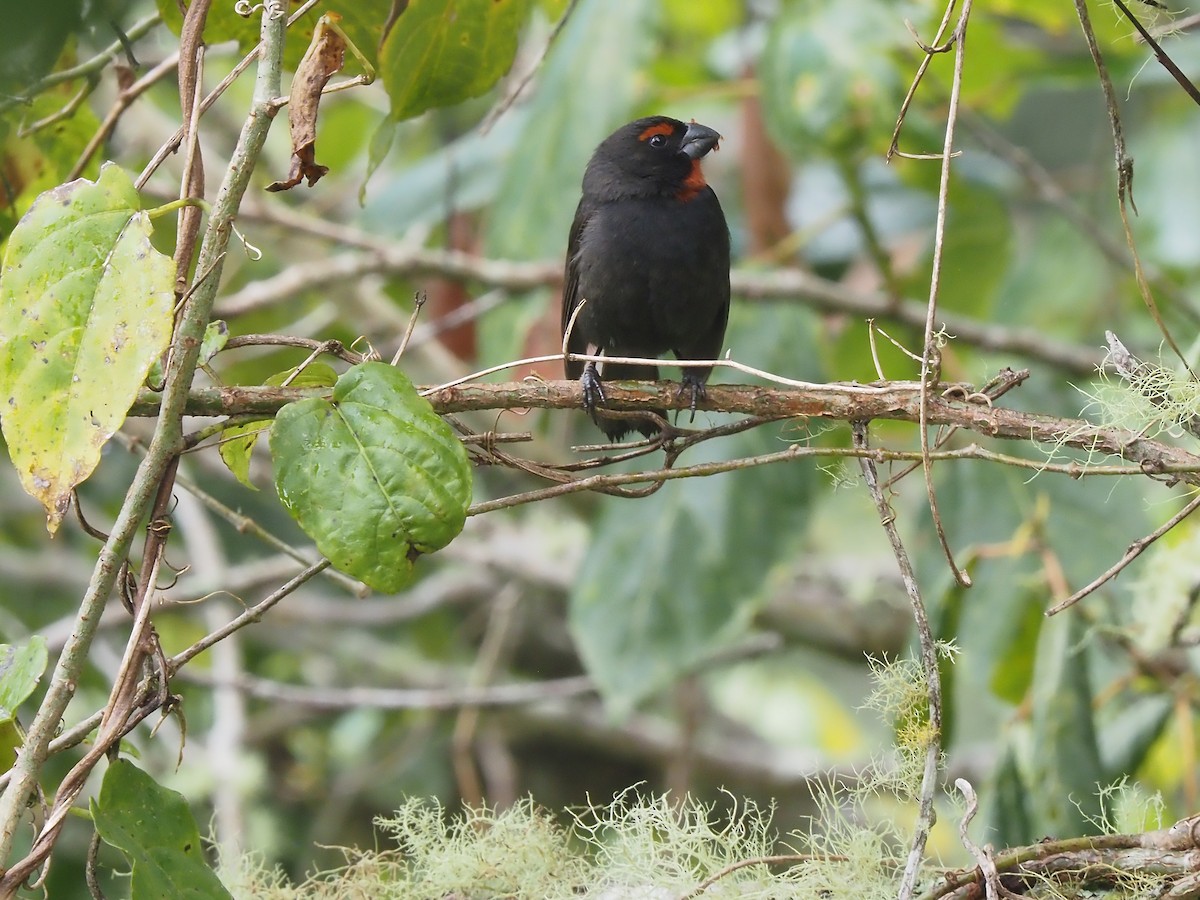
[176,668,595,709]
[390,292,426,365]
[69,53,182,181]
[18,77,96,136]
[853,422,942,900]
[0,13,162,116]
[212,244,1101,374]
[917,0,974,590]
[888,1,960,160]
[222,332,364,363]
[425,350,946,397]
[956,778,1017,900]
[478,0,582,134]
[1046,491,1200,615]
[0,1,289,875]
[1072,0,1195,376]
[168,560,331,672]
[1111,0,1200,106]
[135,0,322,189]
[452,585,521,805]
[677,854,814,900]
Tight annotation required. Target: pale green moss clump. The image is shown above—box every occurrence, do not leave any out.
[221,789,902,899]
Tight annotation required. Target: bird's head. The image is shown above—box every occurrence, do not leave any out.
[583,116,722,202]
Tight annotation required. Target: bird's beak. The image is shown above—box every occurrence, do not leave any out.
[680,122,721,160]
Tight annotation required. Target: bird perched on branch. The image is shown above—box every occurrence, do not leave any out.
[561,116,731,442]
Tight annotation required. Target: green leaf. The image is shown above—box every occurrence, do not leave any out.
[270,362,473,592]
[218,419,271,491]
[569,306,819,715]
[1029,611,1104,837]
[988,589,1045,705]
[480,0,658,363]
[155,1,390,73]
[486,0,657,261]
[219,363,338,490]
[266,362,340,390]
[570,441,814,715]
[759,0,911,156]
[0,163,175,533]
[1,90,103,244]
[0,0,82,96]
[0,722,23,775]
[985,742,1035,848]
[197,320,229,367]
[92,759,232,900]
[149,319,227,386]
[1098,693,1173,781]
[914,447,1151,738]
[0,637,47,722]
[903,182,1013,319]
[381,0,530,122]
[0,637,46,771]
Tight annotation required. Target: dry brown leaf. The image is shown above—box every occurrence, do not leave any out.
[267,14,346,192]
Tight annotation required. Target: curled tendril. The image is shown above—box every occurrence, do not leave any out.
[234,0,285,18]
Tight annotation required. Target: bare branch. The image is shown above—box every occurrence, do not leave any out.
[855,422,944,900]
[128,378,1200,488]
[210,241,1101,375]
[1046,490,1200,616]
[177,669,595,710]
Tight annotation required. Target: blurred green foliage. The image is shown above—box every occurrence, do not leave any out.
[3,0,1200,892]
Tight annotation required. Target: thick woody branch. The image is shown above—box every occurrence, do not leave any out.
[131,379,1200,481]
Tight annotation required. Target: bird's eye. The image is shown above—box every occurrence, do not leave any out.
[648,134,668,148]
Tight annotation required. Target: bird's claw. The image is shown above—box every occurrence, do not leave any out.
[677,372,707,423]
[581,362,607,416]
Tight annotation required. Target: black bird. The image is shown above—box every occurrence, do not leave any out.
[561,116,731,441]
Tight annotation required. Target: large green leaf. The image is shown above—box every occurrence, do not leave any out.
[0,637,47,721]
[1029,611,1104,836]
[987,588,1045,705]
[219,362,338,490]
[984,741,1036,849]
[913,443,1151,727]
[0,637,47,772]
[1098,693,1173,782]
[92,759,233,900]
[569,306,820,714]
[0,0,82,96]
[270,362,473,592]
[0,163,174,533]
[570,451,814,715]
[155,1,389,73]
[381,0,530,122]
[480,0,658,365]
[1,90,102,244]
[759,0,915,156]
[485,0,657,261]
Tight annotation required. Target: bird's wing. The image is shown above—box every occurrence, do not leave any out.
[560,196,594,380]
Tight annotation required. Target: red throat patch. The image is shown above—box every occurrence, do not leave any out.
[677,159,707,201]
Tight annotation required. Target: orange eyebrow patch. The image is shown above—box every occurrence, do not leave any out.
[638,122,675,142]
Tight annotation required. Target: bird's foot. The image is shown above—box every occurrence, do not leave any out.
[676,371,707,423]
[581,362,607,416]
